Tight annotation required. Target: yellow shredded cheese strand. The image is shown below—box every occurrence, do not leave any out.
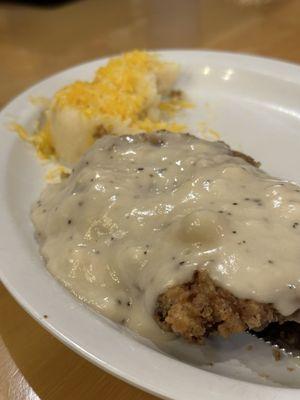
[11,123,55,160]
[15,50,192,161]
[46,166,71,182]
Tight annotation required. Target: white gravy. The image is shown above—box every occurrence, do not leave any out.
[32,132,300,336]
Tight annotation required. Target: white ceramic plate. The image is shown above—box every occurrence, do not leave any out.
[1,50,300,400]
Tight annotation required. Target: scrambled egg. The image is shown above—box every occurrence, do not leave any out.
[16,50,192,164]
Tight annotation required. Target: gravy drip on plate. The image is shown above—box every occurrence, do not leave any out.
[32,132,300,336]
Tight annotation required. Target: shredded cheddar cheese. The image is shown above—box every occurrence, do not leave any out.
[14,50,193,163]
[46,166,71,182]
[12,122,55,160]
[53,50,191,129]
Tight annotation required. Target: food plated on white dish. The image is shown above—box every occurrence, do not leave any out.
[2,50,300,400]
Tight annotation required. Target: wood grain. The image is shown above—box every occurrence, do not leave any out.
[1,0,300,398]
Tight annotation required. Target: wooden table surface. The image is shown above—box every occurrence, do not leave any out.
[1,0,300,398]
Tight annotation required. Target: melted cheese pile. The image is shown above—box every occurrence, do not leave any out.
[16,51,192,163]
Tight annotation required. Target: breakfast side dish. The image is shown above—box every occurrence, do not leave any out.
[16,51,191,164]
[32,132,300,343]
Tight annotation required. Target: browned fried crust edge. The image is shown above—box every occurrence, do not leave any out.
[155,270,282,343]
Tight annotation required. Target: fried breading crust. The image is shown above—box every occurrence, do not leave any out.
[155,270,282,343]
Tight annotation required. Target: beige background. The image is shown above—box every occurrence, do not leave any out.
[1,0,300,398]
